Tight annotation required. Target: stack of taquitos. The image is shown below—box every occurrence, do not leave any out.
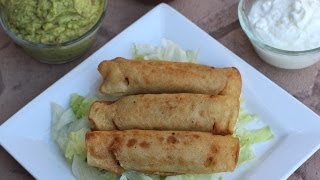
[86,58,242,175]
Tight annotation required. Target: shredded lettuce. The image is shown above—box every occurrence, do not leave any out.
[65,128,88,160]
[51,103,64,126]
[133,39,198,63]
[236,109,258,129]
[51,107,76,152]
[51,93,95,155]
[239,126,274,146]
[235,108,274,165]
[52,108,76,135]
[70,94,84,117]
[54,125,70,153]
[71,94,96,119]
[120,171,162,180]
[51,94,104,178]
[72,155,116,180]
[51,40,276,180]
[68,116,92,133]
[237,145,255,165]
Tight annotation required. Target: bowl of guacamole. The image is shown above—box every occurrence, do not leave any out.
[0,0,107,64]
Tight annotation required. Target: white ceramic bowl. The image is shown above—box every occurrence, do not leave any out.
[238,0,320,69]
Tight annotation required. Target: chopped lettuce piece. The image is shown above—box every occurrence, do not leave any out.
[65,128,88,160]
[120,171,162,180]
[71,93,96,119]
[236,109,258,128]
[237,145,255,165]
[71,94,84,117]
[51,103,66,148]
[51,103,64,126]
[52,94,105,179]
[54,125,70,153]
[235,108,274,165]
[51,107,76,152]
[239,126,274,146]
[53,108,76,134]
[133,44,145,60]
[51,94,95,156]
[68,116,92,132]
[133,39,198,63]
[75,97,96,119]
[72,155,117,180]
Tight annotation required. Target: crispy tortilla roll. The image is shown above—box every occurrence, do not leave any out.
[86,130,240,175]
[89,94,239,135]
[85,131,125,175]
[98,58,241,97]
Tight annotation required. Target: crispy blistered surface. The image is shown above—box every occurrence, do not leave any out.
[89,101,117,131]
[85,131,124,175]
[89,94,239,135]
[98,58,241,97]
[86,130,239,175]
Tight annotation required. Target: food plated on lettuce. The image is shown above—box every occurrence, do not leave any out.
[51,40,273,179]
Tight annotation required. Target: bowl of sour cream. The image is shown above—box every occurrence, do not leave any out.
[238,0,320,69]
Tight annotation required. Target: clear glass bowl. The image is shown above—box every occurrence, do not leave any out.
[238,0,320,69]
[0,1,107,64]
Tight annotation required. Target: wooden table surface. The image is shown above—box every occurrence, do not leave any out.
[0,0,319,179]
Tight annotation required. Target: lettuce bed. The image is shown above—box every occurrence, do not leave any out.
[51,39,273,180]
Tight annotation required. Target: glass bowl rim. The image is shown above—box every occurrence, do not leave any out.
[0,0,108,48]
[238,0,320,56]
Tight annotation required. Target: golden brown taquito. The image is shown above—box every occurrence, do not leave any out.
[89,94,239,135]
[98,58,241,97]
[86,130,239,175]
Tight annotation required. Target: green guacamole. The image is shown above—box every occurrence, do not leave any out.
[1,0,105,44]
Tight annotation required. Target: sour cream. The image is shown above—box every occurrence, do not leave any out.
[248,0,320,51]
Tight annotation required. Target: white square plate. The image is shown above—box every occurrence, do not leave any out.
[1,4,320,180]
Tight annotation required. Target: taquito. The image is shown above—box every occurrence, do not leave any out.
[89,94,239,135]
[86,130,240,175]
[98,58,241,97]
